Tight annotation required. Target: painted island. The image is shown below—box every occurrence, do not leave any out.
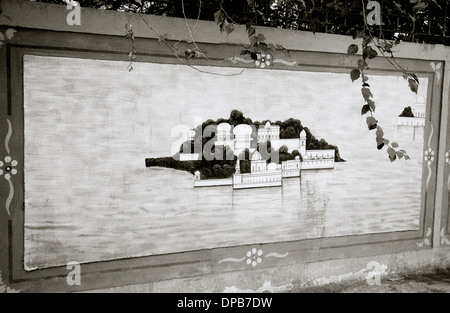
[145,110,344,189]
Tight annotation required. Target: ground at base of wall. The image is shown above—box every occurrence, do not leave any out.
[289,268,450,293]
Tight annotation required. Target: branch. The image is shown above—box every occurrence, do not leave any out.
[136,13,244,77]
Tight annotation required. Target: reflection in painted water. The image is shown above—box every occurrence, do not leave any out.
[24,125,423,270]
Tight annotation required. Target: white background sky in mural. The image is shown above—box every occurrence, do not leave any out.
[23,55,426,270]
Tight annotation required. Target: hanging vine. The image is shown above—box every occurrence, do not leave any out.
[43,0,442,161]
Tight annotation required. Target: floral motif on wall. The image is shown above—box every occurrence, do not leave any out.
[3,119,16,216]
[430,62,442,82]
[0,271,19,293]
[417,227,432,248]
[0,28,17,49]
[218,247,288,267]
[254,53,271,68]
[0,156,18,180]
[425,124,434,189]
[227,55,296,67]
[424,148,435,166]
[440,228,450,246]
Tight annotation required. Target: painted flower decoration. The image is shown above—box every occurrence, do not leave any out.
[246,248,263,267]
[446,150,450,164]
[255,53,272,68]
[0,156,18,180]
[424,148,435,165]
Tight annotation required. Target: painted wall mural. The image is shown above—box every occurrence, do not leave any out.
[23,54,427,271]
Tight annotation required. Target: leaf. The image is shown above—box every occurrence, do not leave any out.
[391,142,399,148]
[376,126,384,138]
[257,42,268,53]
[353,30,367,39]
[240,49,250,55]
[424,238,430,246]
[446,238,450,245]
[134,0,142,6]
[361,104,371,115]
[224,23,234,36]
[350,69,360,82]
[363,47,368,60]
[408,78,418,94]
[357,59,368,70]
[214,10,225,25]
[368,99,376,112]
[282,49,291,58]
[347,44,358,55]
[185,49,198,59]
[376,138,384,150]
[410,73,419,84]
[362,83,370,87]
[250,52,258,60]
[362,75,369,82]
[248,26,256,37]
[379,41,393,53]
[268,43,276,50]
[363,36,372,46]
[397,151,404,159]
[441,228,445,237]
[426,227,432,237]
[364,46,378,59]
[220,19,229,33]
[413,2,427,14]
[383,139,390,145]
[387,147,396,158]
[310,19,319,34]
[256,33,266,42]
[404,155,410,160]
[366,116,378,130]
[361,87,373,100]
[249,35,258,46]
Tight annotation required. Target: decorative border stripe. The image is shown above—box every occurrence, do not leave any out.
[5,119,11,154]
[5,179,13,216]
[218,257,245,264]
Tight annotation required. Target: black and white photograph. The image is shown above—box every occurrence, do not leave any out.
[0,0,449,297]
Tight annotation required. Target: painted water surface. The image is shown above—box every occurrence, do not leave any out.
[23,55,425,270]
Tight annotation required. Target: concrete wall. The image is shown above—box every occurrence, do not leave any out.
[0,0,449,293]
